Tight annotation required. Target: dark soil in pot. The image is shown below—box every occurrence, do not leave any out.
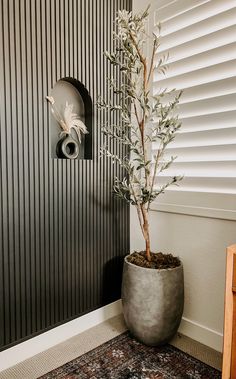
[126,251,181,270]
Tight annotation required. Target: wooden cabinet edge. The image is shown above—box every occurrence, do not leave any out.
[222,245,236,379]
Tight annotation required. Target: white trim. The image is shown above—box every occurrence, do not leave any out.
[150,201,236,221]
[0,300,122,372]
[178,316,223,352]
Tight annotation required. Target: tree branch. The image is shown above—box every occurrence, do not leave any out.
[134,102,141,126]
[136,204,145,236]
[147,38,158,84]
[128,31,147,86]
[147,146,163,211]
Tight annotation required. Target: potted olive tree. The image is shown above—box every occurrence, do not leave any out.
[98,7,184,346]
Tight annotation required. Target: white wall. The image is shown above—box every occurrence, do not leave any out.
[132,0,236,352]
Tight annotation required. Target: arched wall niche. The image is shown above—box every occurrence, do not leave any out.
[50,77,93,159]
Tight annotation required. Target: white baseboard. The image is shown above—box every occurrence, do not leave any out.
[0,302,223,372]
[0,300,122,372]
[179,316,223,352]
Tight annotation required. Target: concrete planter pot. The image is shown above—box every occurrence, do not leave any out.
[121,255,184,346]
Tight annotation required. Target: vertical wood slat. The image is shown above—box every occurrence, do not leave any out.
[0,0,5,347]
[3,0,15,343]
[0,0,131,351]
[20,0,32,337]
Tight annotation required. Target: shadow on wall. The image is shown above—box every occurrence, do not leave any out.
[101,195,129,304]
[102,256,125,304]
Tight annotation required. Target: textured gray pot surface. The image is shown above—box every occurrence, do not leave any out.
[121,255,184,346]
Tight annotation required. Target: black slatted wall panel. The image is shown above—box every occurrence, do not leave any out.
[0,0,131,350]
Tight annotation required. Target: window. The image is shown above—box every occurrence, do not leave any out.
[151,0,236,220]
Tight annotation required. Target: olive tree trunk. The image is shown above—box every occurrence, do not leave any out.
[141,205,151,261]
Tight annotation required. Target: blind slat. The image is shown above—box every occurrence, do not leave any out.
[154,60,236,90]
[159,25,236,62]
[180,110,236,132]
[178,93,236,118]
[153,128,236,150]
[156,161,236,178]
[157,43,236,80]
[156,0,209,23]
[158,7,236,51]
[169,77,236,104]
[154,77,236,102]
[154,177,236,194]
[158,145,236,162]
[160,0,236,36]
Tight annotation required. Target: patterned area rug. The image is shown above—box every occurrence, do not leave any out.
[39,332,221,379]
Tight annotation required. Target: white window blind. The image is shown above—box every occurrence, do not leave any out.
[151,0,236,220]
